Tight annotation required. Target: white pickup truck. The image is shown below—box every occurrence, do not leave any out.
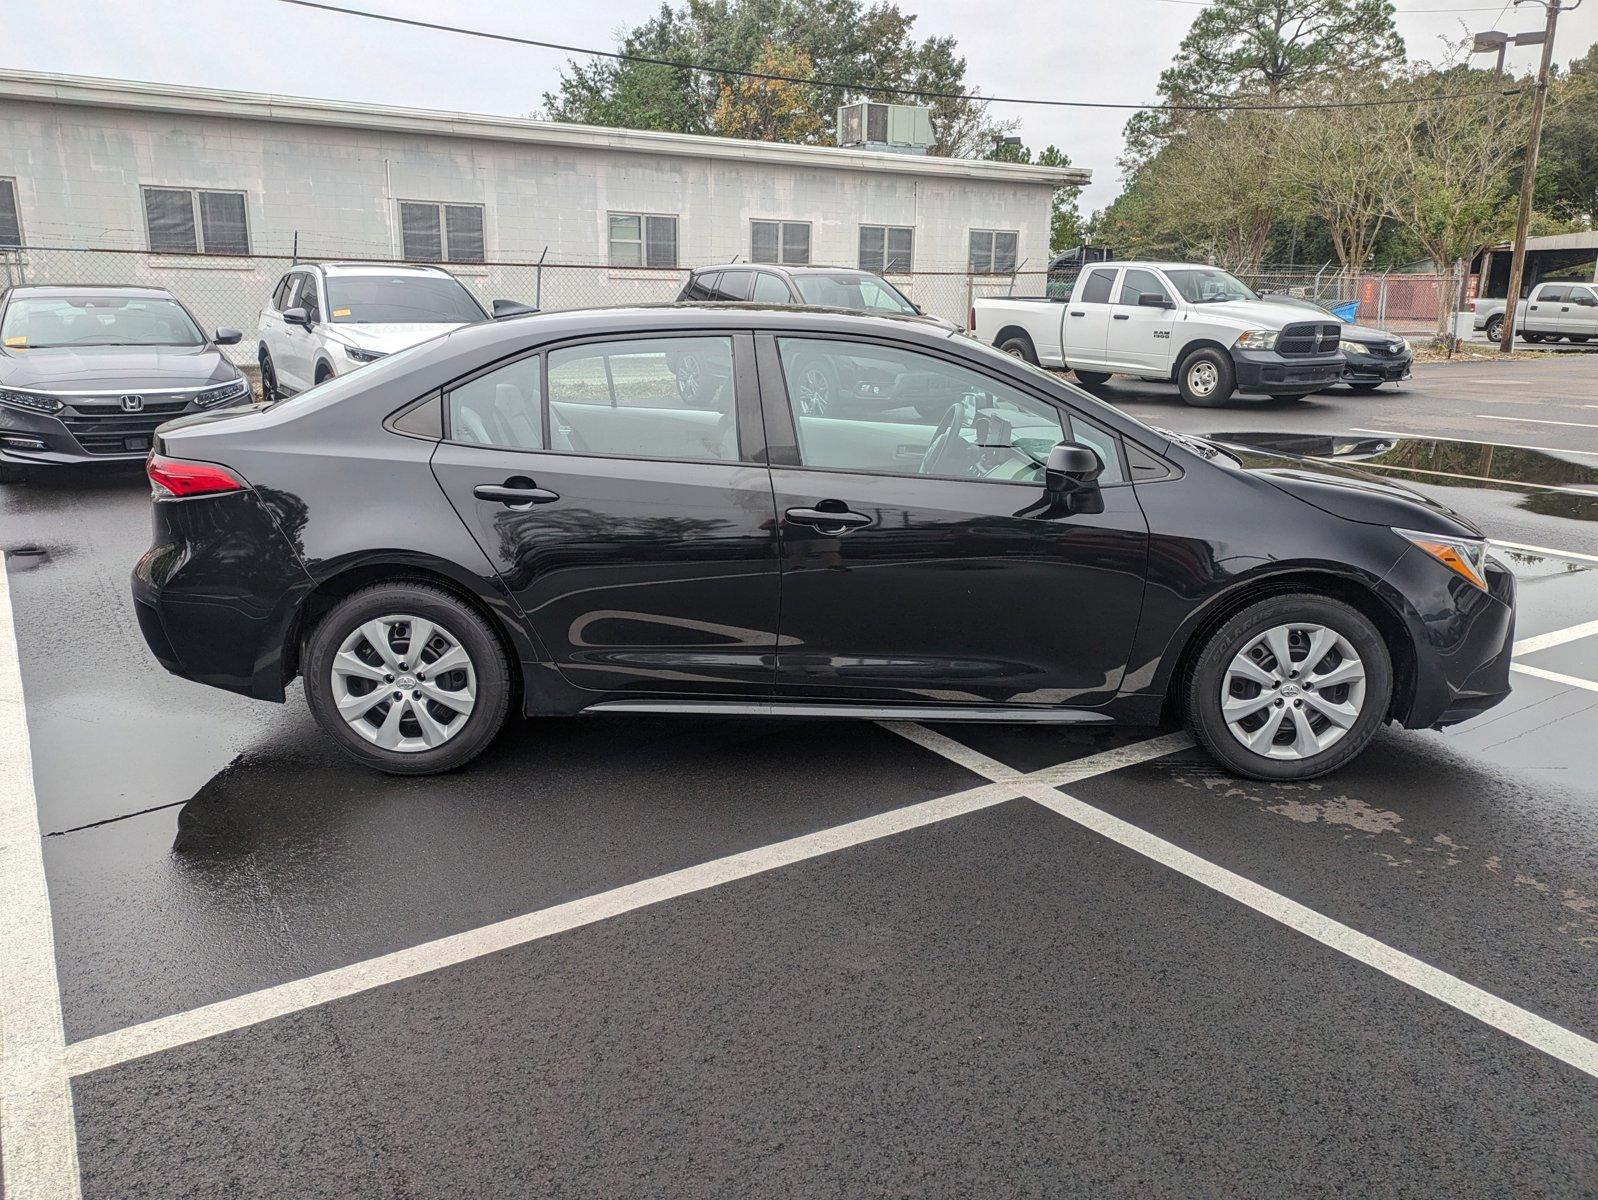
[972,261,1346,406]
[1472,280,1598,344]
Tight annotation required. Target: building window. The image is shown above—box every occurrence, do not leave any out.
[608,213,679,268]
[142,187,250,255]
[968,229,1019,275]
[399,201,486,263]
[752,220,811,266]
[0,179,21,249]
[858,225,913,274]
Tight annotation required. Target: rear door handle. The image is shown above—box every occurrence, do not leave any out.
[785,506,873,531]
[1113,314,1130,321]
[1069,311,1086,317]
[475,482,560,507]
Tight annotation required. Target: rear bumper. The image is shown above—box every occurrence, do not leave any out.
[1230,349,1346,395]
[131,489,312,701]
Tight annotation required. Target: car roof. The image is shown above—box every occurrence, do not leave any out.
[692,264,874,277]
[313,262,457,278]
[5,284,177,299]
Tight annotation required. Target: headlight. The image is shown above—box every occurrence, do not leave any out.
[1235,330,1279,351]
[1394,527,1490,592]
[193,377,252,408]
[0,387,64,414]
[343,345,386,364]
[1339,340,1370,355]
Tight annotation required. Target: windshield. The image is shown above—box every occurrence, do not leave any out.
[325,276,487,325]
[1164,269,1259,305]
[1,295,204,349]
[793,273,918,315]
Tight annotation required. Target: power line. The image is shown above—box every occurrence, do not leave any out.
[274,0,1522,113]
[1149,0,1522,11]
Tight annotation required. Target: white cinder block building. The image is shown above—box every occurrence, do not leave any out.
[0,70,1084,275]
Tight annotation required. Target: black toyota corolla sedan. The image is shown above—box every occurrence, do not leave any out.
[0,285,252,482]
[131,305,1514,781]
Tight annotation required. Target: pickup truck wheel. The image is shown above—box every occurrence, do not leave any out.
[1074,370,1111,387]
[1177,348,1235,407]
[1484,314,1504,342]
[998,334,1038,364]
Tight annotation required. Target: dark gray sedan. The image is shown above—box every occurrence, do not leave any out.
[1265,293,1413,391]
[0,284,253,483]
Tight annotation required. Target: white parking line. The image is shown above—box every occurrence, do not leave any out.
[884,724,1598,1082]
[0,558,83,1200]
[1512,663,1598,695]
[1514,617,1598,657]
[1479,414,1598,431]
[1490,539,1598,568]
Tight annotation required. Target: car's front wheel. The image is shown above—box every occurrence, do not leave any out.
[304,582,512,775]
[1177,348,1236,407]
[1186,594,1393,781]
[258,349,281,403]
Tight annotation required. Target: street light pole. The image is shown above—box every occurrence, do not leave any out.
[1498,0,1581,353]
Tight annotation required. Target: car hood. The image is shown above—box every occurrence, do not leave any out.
[1189,431,1484,538]
[1188,298,1337,329]
[0,344,240,391]
[1338,324,1408,350]
[319,322,470,355]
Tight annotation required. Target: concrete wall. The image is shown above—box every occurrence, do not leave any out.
[0,98,1055,271]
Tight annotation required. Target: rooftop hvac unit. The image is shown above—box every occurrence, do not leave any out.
[836,101,934,155]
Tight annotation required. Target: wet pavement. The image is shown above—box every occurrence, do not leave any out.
[3,357,1598,1198]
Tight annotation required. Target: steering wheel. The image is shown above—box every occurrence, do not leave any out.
[919,402,970,476]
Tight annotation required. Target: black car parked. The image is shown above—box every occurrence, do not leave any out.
[1266,294,1414,391]
[0,285,252,482]
[132,306,1514,781]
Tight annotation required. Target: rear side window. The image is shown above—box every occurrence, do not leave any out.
[447,355,543,451]
[547,336,737,463]
[1080,269,1115,305]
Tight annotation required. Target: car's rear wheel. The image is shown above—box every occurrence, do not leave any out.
[1177,348,1235,407]
[1074,369,1111,387]
[1186,594,1392,781]
[304,583,511,775]
[998,333,1037,364]
[1484,314,1505,342]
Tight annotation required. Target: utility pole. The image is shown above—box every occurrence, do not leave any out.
[1498,0,1582,353]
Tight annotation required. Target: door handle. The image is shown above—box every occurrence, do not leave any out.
[785,506,873,531]
[475,482,560,507]
[1113,314,1130,321]
[1069,311,1086,317]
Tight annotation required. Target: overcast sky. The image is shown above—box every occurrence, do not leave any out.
[10,0,1598,214]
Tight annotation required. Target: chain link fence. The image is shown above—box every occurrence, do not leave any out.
[0,246,1470,367]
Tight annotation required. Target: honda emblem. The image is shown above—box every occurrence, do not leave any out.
[120,394,144,413]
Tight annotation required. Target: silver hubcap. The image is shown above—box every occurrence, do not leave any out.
[1220,623,1366,761]
[796,367,831,415]
[1188,361,1219,397]
[331,614,477,753]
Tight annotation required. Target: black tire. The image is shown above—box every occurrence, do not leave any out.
[1523,332,1545,344]
[258,349,281,403]
[998,333,1038,364]
[1176,347,1236,407]
[1186,594,1393,782]
[1484,314,1504,342]
[1074,369,1111,387]
[1571,336,1591,344]
[0,460,29,485]
[315,363,335,386]
[788,355,841,416]
[303,582,512,775]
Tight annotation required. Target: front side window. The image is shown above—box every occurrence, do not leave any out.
[1537,284,1570,302]
[859,225,914,274]
[776,337,1103,486]
[711,270,754,301]
[752,220,811,266]
[792,272,917,316]
[0,179,22,249]
[1118,268,1171,306]
[143,187,250,254]
[968,230,1019,275]
[547,336,737,462]
[752,272,791,304]
[1165,268,1258,304]
[447,355,543,451]
[1571,287,1597,307]
[399,201,486,264]
[324,275,486,324]
[608,213,679,268]
[1,295,203,349]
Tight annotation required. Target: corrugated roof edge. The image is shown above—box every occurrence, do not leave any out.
[0,69,1090,188]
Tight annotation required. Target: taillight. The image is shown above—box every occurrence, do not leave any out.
[147,454,248,499]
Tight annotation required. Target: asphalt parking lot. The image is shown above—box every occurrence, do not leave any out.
[3,357,1598,1198]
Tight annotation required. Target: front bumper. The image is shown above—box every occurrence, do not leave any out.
[0,388,252,468]
[1342,351,1413,384]
[1229,348,1346,395]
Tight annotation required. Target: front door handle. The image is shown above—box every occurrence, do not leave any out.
[1069,311,1086,317]
[785,506,873,532]
[475,481,560,507]
[1113,313,1130,321]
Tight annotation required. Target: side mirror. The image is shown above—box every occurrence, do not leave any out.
[1138,293,1174,309]
[282,306,311,329]
[213,327,243,346]
[492,299,538,319]
[1044,442,1105,513]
